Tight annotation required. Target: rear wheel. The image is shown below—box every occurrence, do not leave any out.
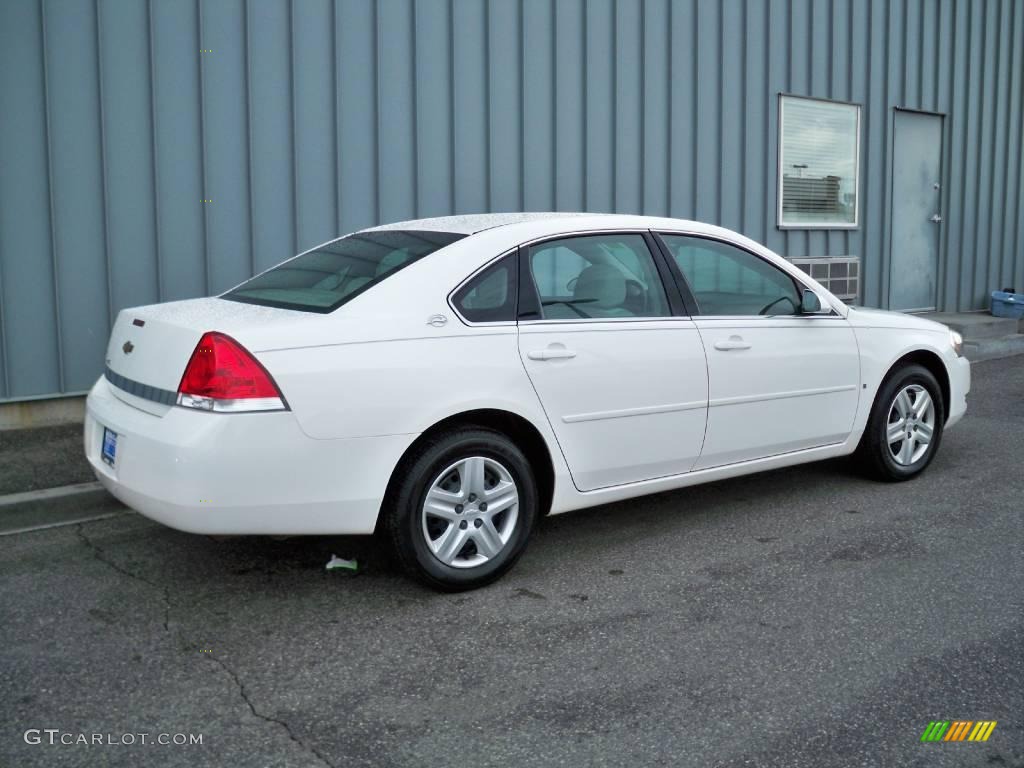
[856,364,945,481]
[385,428,537,591]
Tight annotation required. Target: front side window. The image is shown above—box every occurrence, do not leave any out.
[452,254,516,323]
[224,230,465,313]
[778,95,860,228]
[527,234,670,320]
[661,235,801,316]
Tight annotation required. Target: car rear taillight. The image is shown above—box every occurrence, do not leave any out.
[177,332,287,412]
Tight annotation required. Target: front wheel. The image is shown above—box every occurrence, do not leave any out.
[384,428,537,591]
[856,364,945,481]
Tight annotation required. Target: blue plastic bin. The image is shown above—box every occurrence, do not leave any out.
[991,290,1024,320]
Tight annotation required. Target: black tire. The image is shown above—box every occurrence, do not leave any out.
[384,427,537,591]
[856,363,945,481]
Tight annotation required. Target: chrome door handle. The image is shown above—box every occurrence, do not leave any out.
[930,214,943,223]
[527,348,577,361]
[713,336,752,351]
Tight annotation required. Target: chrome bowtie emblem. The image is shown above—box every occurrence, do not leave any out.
[122,341,134,355]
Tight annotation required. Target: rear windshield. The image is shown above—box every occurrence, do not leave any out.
[223,229,466,313]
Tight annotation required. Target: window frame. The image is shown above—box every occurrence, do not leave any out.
[447,248,520,327]
[777,93,862,231]
[653,231,840,319]
[516,229,689,323]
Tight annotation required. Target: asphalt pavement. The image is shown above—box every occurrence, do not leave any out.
[1,356,1022,767]
[0,423,92,496]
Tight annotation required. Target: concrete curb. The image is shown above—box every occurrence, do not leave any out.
[963,335,1024,363]
[0,482,128,536]
[0,395,85,431]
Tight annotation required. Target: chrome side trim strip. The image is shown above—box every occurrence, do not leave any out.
[709,384,858,408]
[562,400,707,424]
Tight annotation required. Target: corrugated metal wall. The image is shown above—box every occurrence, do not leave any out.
[0,0,1022,402]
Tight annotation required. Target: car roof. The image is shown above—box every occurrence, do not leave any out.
[362,211,709,236]
[363,212,599,234]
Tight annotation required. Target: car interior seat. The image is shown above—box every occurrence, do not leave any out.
[573,264,630,317]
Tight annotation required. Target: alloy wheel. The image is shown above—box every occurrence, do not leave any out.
[421,456,519,568]
[886,384,936,466]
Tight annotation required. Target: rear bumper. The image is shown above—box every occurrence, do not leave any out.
[946,355,970,429]
[85,376,416,535]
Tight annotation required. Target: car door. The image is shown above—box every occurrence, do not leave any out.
[657,232,860,470]
[517,231,708,492]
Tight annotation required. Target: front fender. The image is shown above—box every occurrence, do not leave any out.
[850,326,962,438]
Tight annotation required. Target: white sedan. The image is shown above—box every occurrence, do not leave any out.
[85,213,969,590]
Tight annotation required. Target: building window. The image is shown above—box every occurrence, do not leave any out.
[778,95,860,229]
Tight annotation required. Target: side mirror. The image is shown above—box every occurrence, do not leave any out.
[801,288,829,315]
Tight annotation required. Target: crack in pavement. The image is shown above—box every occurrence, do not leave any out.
[208,654,336,768]
[76,524,172,632]
[75,524,334,767]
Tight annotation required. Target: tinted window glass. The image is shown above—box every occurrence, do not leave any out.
[661,235,800,316]
[528,234,670,319]
[453,255,516,322]
[224,230,465,313]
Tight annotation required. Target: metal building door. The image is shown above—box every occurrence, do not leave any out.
[889,110,943,311]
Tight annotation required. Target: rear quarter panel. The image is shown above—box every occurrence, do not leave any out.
[257,328,558,443]
[257,326,576,513]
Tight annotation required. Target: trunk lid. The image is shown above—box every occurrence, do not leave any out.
[104,297,317,396]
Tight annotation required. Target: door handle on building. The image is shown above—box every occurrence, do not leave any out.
[713,336,752,351]
[930,214,943,223]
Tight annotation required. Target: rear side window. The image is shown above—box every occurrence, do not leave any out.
[224,230,465,313]
[452,254,516,323]
[527,234,670,319]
